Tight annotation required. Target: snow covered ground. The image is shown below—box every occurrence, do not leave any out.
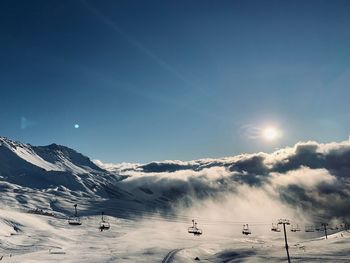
[1,206,350,263]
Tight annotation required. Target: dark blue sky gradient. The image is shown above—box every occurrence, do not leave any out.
[1,0,350,162]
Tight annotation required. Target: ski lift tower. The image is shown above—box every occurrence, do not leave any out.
[278,219,291,263]
[74,204,78,216]
[321,223,328,239]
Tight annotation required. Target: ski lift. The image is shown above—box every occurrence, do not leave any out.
[277,219,290,225]
[291,224,301,232]
[242,224,251,235]
[188,219,202,236]
[68,204,82,226]
[328,225,338,231]
[271,223,281,232]
[99,212,110,232]
[305,225,314,232]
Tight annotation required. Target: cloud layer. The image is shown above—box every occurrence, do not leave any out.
[98,140,350,222]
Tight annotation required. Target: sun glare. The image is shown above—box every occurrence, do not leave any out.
[262,127,280,141]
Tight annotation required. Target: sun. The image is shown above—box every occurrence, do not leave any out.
[262,127,280,141]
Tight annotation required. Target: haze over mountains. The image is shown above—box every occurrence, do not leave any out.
[1,135,349,224]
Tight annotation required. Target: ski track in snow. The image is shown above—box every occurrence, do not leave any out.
[161,248,183,263]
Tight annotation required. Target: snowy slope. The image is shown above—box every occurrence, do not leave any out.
[0,137,103,174]
[0,137,122,195]
[33,143,105,174]
[0,205,349,263]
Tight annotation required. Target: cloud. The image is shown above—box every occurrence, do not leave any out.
[99,140,350,222]
[271,167,336,189]
[239,124,263,140]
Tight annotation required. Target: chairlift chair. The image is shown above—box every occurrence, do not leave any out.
[188,219,202,236]
[68,204,82,226]
[99,212,110,231]
[242,224,251,235]
[328,225,338,231]
[271,223,281,232]
[291,224,301,232]
[305,225,315,232]
[68,216,82,225]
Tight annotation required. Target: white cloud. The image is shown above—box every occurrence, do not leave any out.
[271,167,336,189]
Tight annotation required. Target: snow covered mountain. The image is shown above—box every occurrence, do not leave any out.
[0,136,105,174]
[0,136,138,218]
[0,136,121,193]
[0,136,184,217]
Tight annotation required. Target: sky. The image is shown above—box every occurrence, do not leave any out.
[1,0,350,163]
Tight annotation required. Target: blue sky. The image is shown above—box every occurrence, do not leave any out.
[1,0,350,163]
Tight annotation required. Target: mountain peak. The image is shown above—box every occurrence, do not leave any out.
[0,136,27,149]
[0,136,113,190]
